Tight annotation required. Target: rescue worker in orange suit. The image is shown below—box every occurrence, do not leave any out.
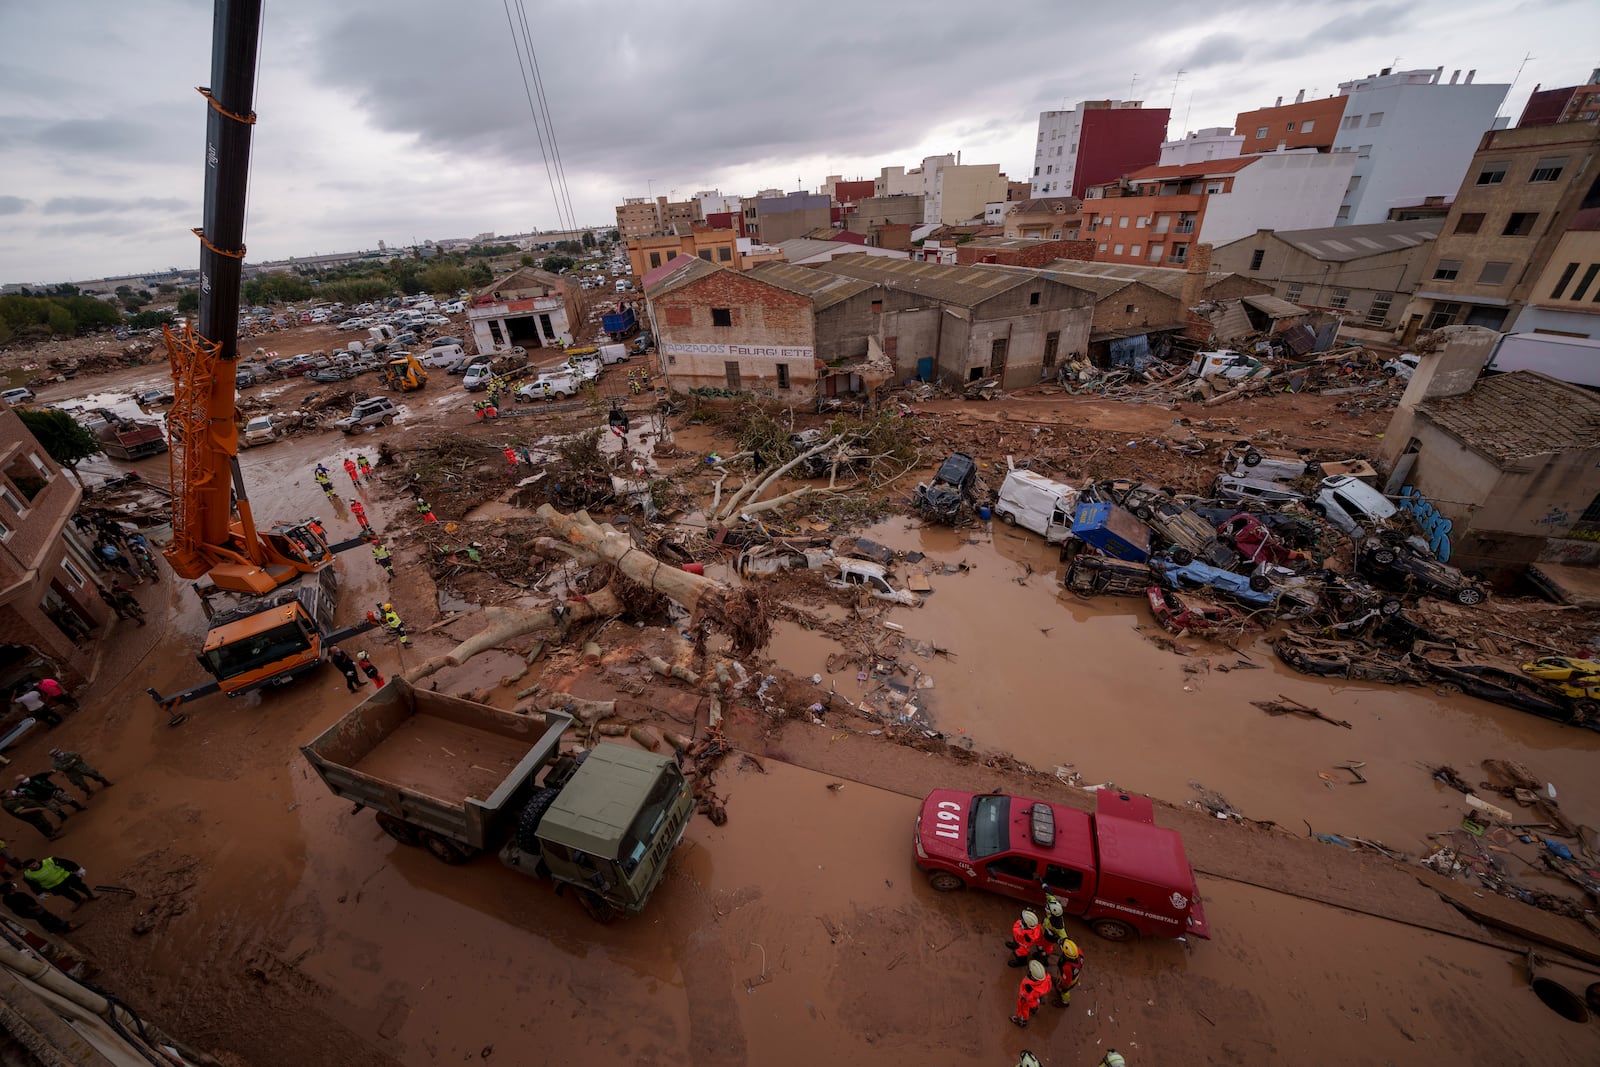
[349,500,372,534]
[1011,958,1052,1028]
[1004,908,1048,967]
[343,458,360,487]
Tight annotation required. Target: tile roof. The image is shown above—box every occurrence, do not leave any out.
[1007,197,1083,215]
[815,254,1049,306]
[1269,219,1443,262]
[747,262,877,310]
[1420,371,1600,463]
[640,254,717,296]
[1123,156,1258,183]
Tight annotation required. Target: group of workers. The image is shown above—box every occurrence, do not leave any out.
[1005,890,1087,1029]
[0,749,111,841]
[313,454,373,499]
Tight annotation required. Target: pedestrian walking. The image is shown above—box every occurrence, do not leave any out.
[1,791,57,840]
[377,602,410,645]
[16,774,83,819]
[414,495,437,524]
[343,458,360,487]
[2,881,77,935]
[1011,959,1053,1029]
[48,750,111,796]
[371,541,394,577]
[34,678,78,714]
[349,500,371,533]
[98,542,141,584]
[313,464,336,498]
[357,455,373,483]
[13,688,61,729]
[356,650,385,688]
[109,582,145,626]
[22,857,98,908]
[327,646,366,693]
[1004,909,1046,967]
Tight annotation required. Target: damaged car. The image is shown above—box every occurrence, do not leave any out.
[1355,538,1488,606]
[912,452,978,525]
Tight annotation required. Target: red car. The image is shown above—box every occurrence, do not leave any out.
[1217,513,1308,567]
[1146,585,1249,635]
[914,788,1209,941]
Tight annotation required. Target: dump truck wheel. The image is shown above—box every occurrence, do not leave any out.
[375,812,421,847]
[926,871,965,893]
[577,889,621,924]
[419,831,476,865]
[1091,918,1136,942]
[516,787,562,853]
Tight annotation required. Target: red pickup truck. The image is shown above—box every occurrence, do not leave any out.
[914,787,1209,942]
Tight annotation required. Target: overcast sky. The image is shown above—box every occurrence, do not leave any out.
[2,0,1595,284]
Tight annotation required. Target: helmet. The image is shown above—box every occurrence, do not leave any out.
[329,646,341,654]
[1017,1054,1041,1067]
[48,748,61,758]
[1046,898,1063,918]
[1026,959,1046,981]
[382,603,394,612]
[1061,939,1081,959]
[356,651,369,661]
[1103,1053,1126,1067]
[1020,909,1039,929]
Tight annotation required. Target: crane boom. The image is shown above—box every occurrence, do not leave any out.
[164,0,326,594]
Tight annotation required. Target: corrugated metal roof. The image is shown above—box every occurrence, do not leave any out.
[777,238,857,263]
[1242,294,1310,319]
[1033,260,1233,300]
[747,262,877,310]
[1421,371,1600,463]
[1270,219,1443,262]
[640,255,718,296]
[816,254,1043,306]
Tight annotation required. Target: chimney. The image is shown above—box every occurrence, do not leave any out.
[1434,65,1444,82]
[1181,243,1213,310]
[1276,141,1288,152]
[1465,69,1475,84]
[1450,69,1460,84]
[1295,89,1305,104]
[1275,95,1283,107]
[1380,67,1391,77]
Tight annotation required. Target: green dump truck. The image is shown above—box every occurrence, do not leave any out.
[300,678,694,920]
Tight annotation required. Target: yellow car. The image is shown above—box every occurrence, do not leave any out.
[1520,656,1600,702]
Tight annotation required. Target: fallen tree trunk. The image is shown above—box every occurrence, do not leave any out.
[404,588,624,683]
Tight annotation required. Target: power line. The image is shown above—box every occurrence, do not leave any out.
[502,0,569,233]
[515,0,578,234]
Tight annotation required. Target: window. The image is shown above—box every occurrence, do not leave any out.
[717,246,732,262]
[1573,265,1600,302]
[1249,249,1265,271]
[1433,259,1461,281]
[648,252,662,269]
[1423,301,1463,330]
[1043,331,1060,368]
[1205,182,1224,195]
[1119,216,1129,228]
[1285,283,1303,303]
[987,855,1037,881]
[1345,175,1362,195]
[0,487,22,514]
[666,250,678,261]
[1046,165,1053,174]
[1033,167,1039,176]
[870,299,883,314]
[1329,288,1350,310]
[0,512,11,540]
[1098,242,1108,252]
[4,454,45,501]
[1551,262,1580,299]
[1365,292,1394,325]
[1357,144,1372,159]
[990,338,1009,372]
[1286,121,1297,132]
[724,362,740,390]
[1476,161,1508,185]
[1129,244,1141,257]
[1343,114,1362,130]
[1454,212,1484,235]
[1113,244,1124,255]
[1478,261,1512,285]
[1336,205,1351,220]
[1169,244,1188,264]
[1044,864,1086,893]
[1147,244,1164,262]
[1366,112,1384,127]
[61,559,86,587]
[1503,212,1538,236]
[711,307,732,327]
[1255,126,1268,139]
[1302,119,1315,133]
[1136,217,1148,228]
[776,364,790,390]
[1029,291,1040,306]
[1530,157,1567,183]
[697,250,712,262]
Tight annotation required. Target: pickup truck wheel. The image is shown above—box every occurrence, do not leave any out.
[926,871,965,892]
[1169,547,1195,566]
[419,831,476,865]
[1090,918,1136,942]
[577,889,621,923]
[375,812,421,847]
[1455,586,1485,606]
[1434,682,1463,696]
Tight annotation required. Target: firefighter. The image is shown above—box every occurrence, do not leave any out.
[1014,1054,1041,1067]
[356,650,385,688]
[414,495,437,524]
[1055,935,1085,1007]
[371,541,395,577]
[313,464,335,496]
[343,458,360,487]
[349,500,372,533]
[1011,959,1052,1028]
[357,454,374,482]
[1005,909,1045,967]
[1041,891,1069,947]
[378,602,409,645]
[1098,1052,1126,1067]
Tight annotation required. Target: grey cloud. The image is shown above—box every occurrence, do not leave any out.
[42,196,189,215]
[0,197,30,216]
[1181,35,1249,71]
[1301,4,1415,46]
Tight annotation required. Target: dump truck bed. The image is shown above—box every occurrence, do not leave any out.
[301,679,572,851]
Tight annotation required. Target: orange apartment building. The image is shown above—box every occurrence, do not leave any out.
[1234,93,1346,154]
[626,225,740,278]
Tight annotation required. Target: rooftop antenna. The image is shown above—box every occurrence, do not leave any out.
[1183,91,1194,138]
[1500,52,1536,118]
[1170,69,1187,110]
[1129,73,1139,99]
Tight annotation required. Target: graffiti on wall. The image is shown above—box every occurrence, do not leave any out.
[1398,485,1454,561]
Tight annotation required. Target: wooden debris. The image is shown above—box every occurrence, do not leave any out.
[1250,694,1352,729]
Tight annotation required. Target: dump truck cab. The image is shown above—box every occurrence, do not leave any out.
[503,745,694,918]
[914,787,1208,942]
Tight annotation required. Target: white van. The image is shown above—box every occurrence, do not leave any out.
[597,343,630,365]
[1315,475,1397,536]
[1213,474,1306,506]
[421,344,466,369]
[994,470,1078,544]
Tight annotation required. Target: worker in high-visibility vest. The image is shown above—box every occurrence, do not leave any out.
[22,856,97,907]
[414,495,437,524]
[371,542,395,577]
[378,602,409,645]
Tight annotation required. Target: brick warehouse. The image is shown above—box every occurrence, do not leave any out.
[643,257,832,396]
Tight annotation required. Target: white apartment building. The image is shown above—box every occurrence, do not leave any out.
[1330,67,1508,225]
[694,189,741,218]
[1159,127,1245,166]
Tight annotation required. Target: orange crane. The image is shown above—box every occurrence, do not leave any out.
[149,0,368,713]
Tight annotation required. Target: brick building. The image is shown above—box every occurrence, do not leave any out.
[625,225,739,278]
[742,191,832,245]
[1400,121,1600,338]
[1002,198,1083,240]
[615,198,660,241]
[1517,71,1600,128]
[1234,92,1345,154]
[955,237,1095,268]
[0,407,113,685]
[815,255,1094,388]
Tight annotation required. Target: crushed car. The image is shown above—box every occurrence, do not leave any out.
[1355,538,1488,606]
[912,452,978,525]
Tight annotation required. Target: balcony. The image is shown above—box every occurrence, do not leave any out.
[1174,221,1196,234]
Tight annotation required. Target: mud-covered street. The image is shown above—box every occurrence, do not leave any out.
[7,325,1600,1066]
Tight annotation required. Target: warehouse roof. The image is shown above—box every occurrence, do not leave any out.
[1421,371,1600,463]
[748,262,877,310]
[816,254,1063,306]
[1269,219,1443,262]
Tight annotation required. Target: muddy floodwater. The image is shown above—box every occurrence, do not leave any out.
[766,517,1600,855]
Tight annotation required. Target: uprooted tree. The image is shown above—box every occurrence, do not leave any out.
[405,505,769,683]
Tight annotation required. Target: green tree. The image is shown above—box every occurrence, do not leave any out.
[177,289,199,313]
[607,229,620,243]
[17,408,102,487]
[467,262,493,287]
[46,306,74,336]
[420,263,468,296]
[519,254,535,267]
[542,255,574,273]
[157,282,178,294]
[128,309,174,330]
[582,231,596,249]
[121,291,151,311]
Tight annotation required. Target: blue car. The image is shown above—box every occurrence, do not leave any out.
[1148,555,1276,609]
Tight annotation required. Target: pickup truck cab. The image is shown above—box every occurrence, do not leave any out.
[2,388,34,406]
[517,369,580,400]
[337,396,398,433]
[915,787,1209,942]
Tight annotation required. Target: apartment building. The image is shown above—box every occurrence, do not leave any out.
[741,191,832,245]
[1030,100,1169,198]
[625,225,740,278]
[1234,92,1346,154]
